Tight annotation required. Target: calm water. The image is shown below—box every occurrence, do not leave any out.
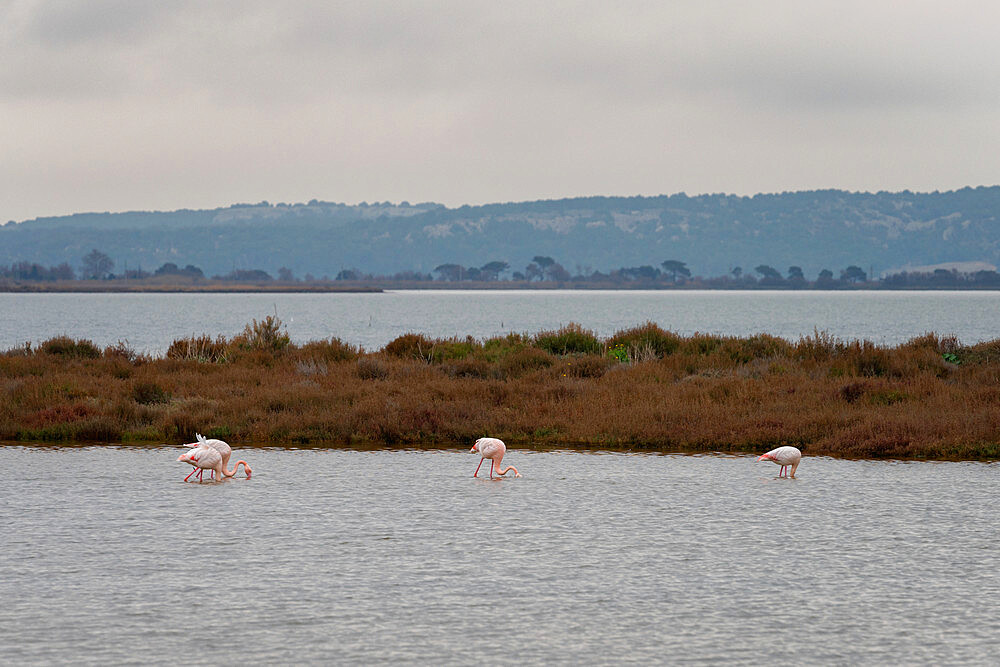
[2,446,999,665]
[2,290,1000,355]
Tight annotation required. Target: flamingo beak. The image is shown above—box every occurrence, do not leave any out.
[756,455,770,461]
[177,453,188,462]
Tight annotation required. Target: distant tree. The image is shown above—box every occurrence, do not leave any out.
[841,265,867,283]
[480,261,510,281]
[787,266,804,280]
[155,262,180,275]
[433,263,463,281]
[548,263,571,281]
[731,266,742,280]
[754,264,783,281]
[218,269,272,281]
[511,271,526,281]
[465,267,482,281]
[661,260,691,283]
[532,256,555,280]
[525,262,543,282]
[336,269,359,281]
[816,269,836,287]
[932,268,956,286]
[51,262,76,281]
[974,270,1000,286]
[277,267,295,281]
[620,265,661,281]
[81,249,114,280]
[182,264,204,278]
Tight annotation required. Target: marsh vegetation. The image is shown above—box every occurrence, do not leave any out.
[3,317,999,459]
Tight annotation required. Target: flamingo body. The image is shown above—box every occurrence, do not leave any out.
[178,445,222,481]
[756,446,802,478]
[185,433,232,480]
[178,438,252,481]
[471,437,520,478]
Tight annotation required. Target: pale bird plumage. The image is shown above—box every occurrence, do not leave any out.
[178,434,252,481]
[756,445,802,478]
[471,437,520,478]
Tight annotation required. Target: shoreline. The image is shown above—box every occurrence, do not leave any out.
[3,280,1000,293]
[4,439,995,463]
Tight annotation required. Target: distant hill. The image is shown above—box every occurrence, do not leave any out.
[3,188,999,279]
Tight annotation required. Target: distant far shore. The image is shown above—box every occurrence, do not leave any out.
[3,280,1000,293]
[0,280,382,293]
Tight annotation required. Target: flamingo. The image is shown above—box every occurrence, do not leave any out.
[756,446,802,478]
[471,437,520,478]
[183,433,232,481]
[178,444,252,481]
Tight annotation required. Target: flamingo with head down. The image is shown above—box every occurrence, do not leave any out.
[178,442,252,482]
[756,446,801,478]
[471,437,520,478]
[183,433,232,481]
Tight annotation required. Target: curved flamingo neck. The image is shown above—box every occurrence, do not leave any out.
[222,460,251,478]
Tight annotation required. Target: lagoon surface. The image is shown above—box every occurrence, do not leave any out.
[2,446,999,665]
[2,289,1000,355]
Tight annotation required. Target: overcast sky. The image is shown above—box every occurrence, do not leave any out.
[2,0,999,222]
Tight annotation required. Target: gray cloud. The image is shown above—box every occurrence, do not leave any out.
[2,1,999,221]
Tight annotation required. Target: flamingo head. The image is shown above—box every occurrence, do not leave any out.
[756,453,773,462]
[470,443,480,453]
[243,464,253,479]
[177,451,197,465]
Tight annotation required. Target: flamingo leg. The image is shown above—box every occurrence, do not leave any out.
[197,468,204,482]
[490,460,495,479]
[474,458,485,477]
[184,468,198,482]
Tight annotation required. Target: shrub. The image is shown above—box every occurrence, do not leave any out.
[607,322,681,361]
[430,337,478,362]
[534,323,601,355]
[233,315,290,353]
[681,334,724,356]
[441,358,492,379]
[132,382,170,405]
[839,381,867,403]
[724,334,790,364]
[794,329,843,362]
[481,333,530,362]
[297,337,359,362]
[166,335,230,363]
[103,339,138,362]
[357,357,390,380]
[3,342,32,357]
[383,333,436,361]
[558,354,612,378]
[40,336,101,359]
[850,341,890,377]
[498,346,554,377]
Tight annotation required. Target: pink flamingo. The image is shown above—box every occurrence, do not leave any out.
[183,433,232,481]
[471,437,520,478]
[178,444,252,482]
[756,446,802,478]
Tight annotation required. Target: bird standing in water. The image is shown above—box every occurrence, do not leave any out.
[756,446,801,478]
[178,443,252,481]
[183,433,232,481]
[471,437,520,478]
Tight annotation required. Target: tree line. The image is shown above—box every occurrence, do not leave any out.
[4,249,1000,289]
